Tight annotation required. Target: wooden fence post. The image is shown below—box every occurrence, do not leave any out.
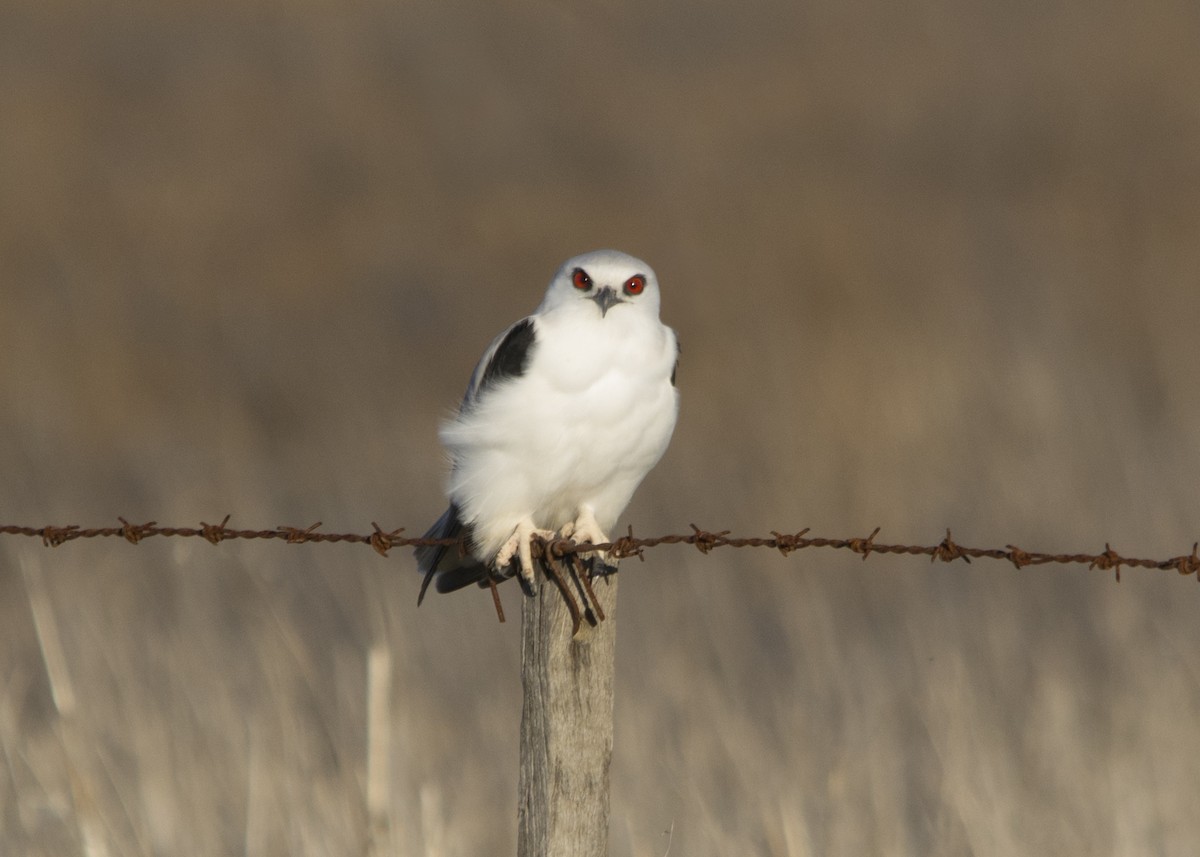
[517,572,619,857]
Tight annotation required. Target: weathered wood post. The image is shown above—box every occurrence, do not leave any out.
[517,571,619,857]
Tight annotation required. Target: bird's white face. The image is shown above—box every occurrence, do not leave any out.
[537,249,662,319]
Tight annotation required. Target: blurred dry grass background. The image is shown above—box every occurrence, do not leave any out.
[2,1,1199,854]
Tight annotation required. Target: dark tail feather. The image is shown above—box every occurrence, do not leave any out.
[414,505,490,604]
[432,560,495,595]
[418,561,440,606]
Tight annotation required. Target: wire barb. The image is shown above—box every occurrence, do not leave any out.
[770,528,810,557]
[849,527,881,561]
[39,525,78,547]
[932,529,970,564]
[1089,543,1124,582]
[610,525,645,561]
[689,524,731,554]
[369,522,405,557]
[1005,545,1032,569]
[1175,543,1200,580]
[276,522,324,544]
[200,514,232,544]
[117,517,157,545]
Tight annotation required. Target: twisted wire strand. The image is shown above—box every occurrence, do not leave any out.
[1,519,1196,582]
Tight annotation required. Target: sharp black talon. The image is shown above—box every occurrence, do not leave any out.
[589,556,619,578]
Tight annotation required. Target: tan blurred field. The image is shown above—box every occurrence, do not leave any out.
[2,1,1199,854]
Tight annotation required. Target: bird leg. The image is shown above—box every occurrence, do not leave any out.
[563,506,618,577]
[493,517,555,589]
[563,506,610,555]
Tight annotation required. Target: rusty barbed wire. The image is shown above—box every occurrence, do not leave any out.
[1,518,1197,582]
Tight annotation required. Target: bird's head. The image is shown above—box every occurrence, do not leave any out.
[538,249,661,319]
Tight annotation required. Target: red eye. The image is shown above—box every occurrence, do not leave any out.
[623,275,646,296]
[572,268,592,290]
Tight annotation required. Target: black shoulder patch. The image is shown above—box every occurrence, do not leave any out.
[671,337,680,386]
[479,318,536,394]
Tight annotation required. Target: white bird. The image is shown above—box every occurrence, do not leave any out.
[416,249,679,602]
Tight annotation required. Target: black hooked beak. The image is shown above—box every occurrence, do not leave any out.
[589,286,624,317]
